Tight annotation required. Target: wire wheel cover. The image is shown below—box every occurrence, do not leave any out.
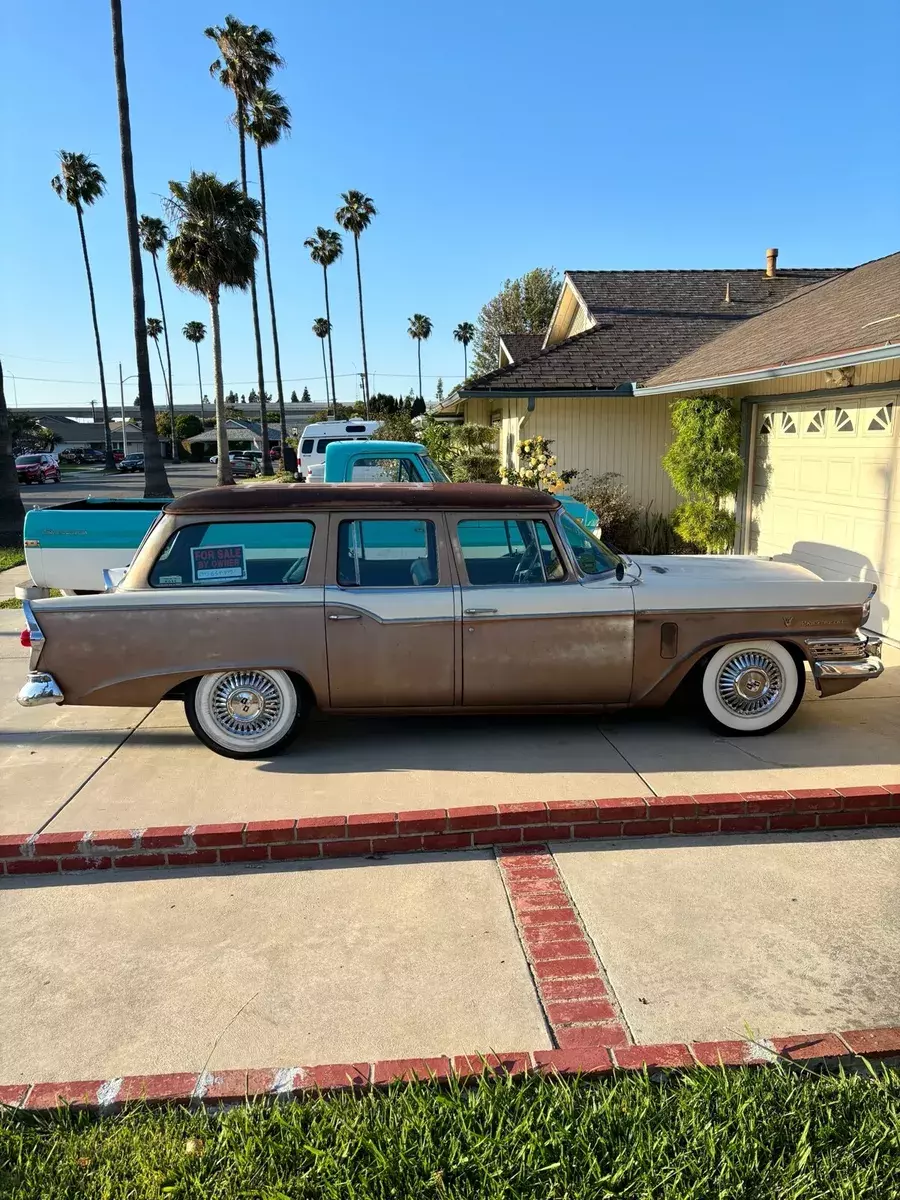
[209,671,284,738]
[716,650,784,717]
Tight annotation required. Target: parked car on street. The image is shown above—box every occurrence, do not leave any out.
[230,455,259,479]
[116,454,145,473]
[16,484,883,757]
[15,454,61,485]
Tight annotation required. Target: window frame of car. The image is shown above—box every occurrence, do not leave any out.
[555,511,623,580]
[446,511,575,588]
[326,510,452,591]
[138,513,328,591]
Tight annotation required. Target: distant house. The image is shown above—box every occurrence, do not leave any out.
[183,419,286,452]
[43,415,141,455]
[440,251,841,508]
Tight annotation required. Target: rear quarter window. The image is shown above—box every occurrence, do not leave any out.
[150,520,315,587]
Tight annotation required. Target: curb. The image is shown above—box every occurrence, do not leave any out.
[3,1027,899,1111]
[2,785,899,877]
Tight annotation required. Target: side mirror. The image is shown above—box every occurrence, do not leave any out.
[102,567,129,592]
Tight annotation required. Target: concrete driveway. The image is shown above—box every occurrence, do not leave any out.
[1,607,898,836]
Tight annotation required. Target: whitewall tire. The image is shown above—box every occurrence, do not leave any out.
[186,669,303,758]
[701,641,804,736]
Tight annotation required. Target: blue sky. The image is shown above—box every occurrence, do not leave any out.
[2,0,898,412]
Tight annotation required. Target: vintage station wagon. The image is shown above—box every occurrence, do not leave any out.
[17,484,882,758]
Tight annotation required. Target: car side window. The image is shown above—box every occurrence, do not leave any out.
[456,519,565,585]
[301,439,314,454]
[150,520,314,587]
[337,519,438,587]
[559,515,620,576]
[348,457,420,483]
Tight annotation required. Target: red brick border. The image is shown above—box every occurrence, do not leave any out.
[496,846,630,1049]
[2,785,898,877]
[3,1027,898,1111]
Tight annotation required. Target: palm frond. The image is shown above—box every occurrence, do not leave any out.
[182,321,206,344]
[138,214,168,255]
[165,171,260,299]
[335,189,377,236]
[146,317,163,340]
[205,16,284,102]
[312,317,331,338]
[51,151,106,208]
[245,86,291,147]
[453,321,475,345]
[408,314,433,341]
[304,227,343,268]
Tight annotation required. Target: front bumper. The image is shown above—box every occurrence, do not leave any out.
[812,651,883,697]
[17,672,64,707]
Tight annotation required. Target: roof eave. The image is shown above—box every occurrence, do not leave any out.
[635,343,900,396]
[455,382,634,399]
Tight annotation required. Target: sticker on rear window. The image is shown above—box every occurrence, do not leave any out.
[158,574,182,586]
[191,545,246,583]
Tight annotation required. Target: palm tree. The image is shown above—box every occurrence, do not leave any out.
[165,171,261,487]
[311,318,331,409]
[0,360,25,548]
[146,318,171,453]
[335,190,376,415]
[304,228,342,414]
[182,321,207,419]
[109,0,171,498]
[206,16,283,477]
[245,87,292,468]
[138,214,178,459]
[408,314,433,403]
[454,321,475,379]
[51,152,116,472]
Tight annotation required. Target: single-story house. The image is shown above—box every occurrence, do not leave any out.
[440,250,842,507]
[183,419,285,452]
[43,415,142,456]
[637,251,900,640]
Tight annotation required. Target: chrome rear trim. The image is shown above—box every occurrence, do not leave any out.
[812,656,884,681]
[17,672,64,707]
[21,600,45,670]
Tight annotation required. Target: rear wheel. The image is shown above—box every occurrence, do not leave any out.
[185,669,305,758]
[701,641,804,735]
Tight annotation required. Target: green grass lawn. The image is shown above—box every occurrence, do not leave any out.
[0,548,25,573]
[1,1068,898,1198]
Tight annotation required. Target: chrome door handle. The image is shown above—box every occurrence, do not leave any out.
[328,613,362,621]
[464,607,498,615]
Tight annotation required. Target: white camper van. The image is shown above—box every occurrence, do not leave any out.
[297,420,379,480]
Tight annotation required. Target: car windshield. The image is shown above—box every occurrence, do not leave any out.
[17,455,44,464]
[421,455,450,482]
[559,514,622,576]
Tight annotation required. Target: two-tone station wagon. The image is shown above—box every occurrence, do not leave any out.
[17,484,882,758]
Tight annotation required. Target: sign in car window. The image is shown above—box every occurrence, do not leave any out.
[191,544,247,583]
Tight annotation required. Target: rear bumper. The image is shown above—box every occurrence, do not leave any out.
[17,672,64,707]
[813,654,884,697]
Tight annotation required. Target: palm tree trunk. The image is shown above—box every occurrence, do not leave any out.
[74,203,116,472]
[0,360,25,548]
[194,343,205,418]
[323,266,337,417]
[236,105,272,476]
[319,338,329,409]
[255,142,292,471]
[417,340,423,402]
[152,339,172,452]
[109,0,171,498]
[209,292,233,487]
[352,232,370,417]
[463,342,468,379]
[151,253,178,463]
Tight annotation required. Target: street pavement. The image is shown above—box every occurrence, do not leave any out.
[20,461,216,508]
[1,606,898,835]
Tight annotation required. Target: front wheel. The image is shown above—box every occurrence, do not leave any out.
[701,641,804,735]
[185,669,305,758]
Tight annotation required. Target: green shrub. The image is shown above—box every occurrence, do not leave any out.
[662,394,742,553]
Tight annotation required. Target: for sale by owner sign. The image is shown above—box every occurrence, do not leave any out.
[191,544,246,583]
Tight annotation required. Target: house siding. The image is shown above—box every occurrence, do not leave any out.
[463,395,680,512]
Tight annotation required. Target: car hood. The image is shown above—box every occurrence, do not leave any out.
[626,554,872,613]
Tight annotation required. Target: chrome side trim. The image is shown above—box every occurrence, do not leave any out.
[804,635,867,660]
[17,672,64,707]
[812,656,884,681]
[21,600,45,670]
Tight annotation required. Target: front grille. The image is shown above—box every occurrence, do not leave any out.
[804,637,867,660]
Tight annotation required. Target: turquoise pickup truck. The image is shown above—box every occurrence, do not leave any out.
[21,441,598,594]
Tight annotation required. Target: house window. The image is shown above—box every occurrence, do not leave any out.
[834,407,854,433]
[759,414,773,437]
[490,409,502,427]
[805,409,826,435]
[867,403,894,433]
[780,412,797,435]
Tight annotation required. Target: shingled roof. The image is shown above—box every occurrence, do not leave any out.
[498,333,545,363]
[459,266,843,394]
[644,252,900,387]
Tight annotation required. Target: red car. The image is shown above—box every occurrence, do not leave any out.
[16,454,61,485]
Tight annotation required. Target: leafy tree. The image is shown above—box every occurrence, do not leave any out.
[248,389,258,405]
[51,151,116,472]
[207,16,283,477]
[435,377,444,404]
[246,85,293,468]
[138,215,177,451]
[411,395,426,417]
[166,171,261,486]
[290,389,299,403]
[453,322,475,379]
[374,410,416,442]
[0,361,25,547]
[471,268,559,378]
[182,321,207,419]
[407,313,432,403]
[335,189,377,412]
[447,424,500,483]
[301,387,311,403]
[109,0,171,497]
[304,231,343,414]
[225,390,240,407]
[369,392,398,417]
[662,394,743,553]
[419,415,454,472]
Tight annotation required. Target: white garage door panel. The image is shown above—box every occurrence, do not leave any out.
[751,395,900,640]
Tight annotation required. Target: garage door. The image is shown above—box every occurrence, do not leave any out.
[749,392,900,640]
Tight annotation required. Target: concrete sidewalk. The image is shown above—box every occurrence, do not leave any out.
[0,565,30,602]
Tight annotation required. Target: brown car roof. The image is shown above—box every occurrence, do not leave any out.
[167,482,562,514]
